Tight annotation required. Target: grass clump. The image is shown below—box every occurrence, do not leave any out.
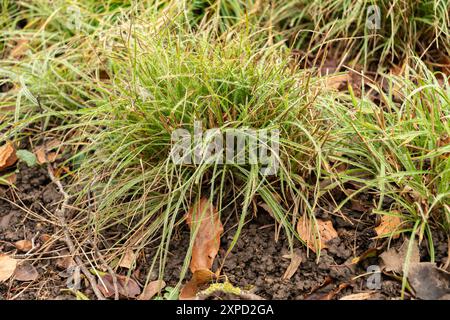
[274,0,450,66]
[325,60,450,248]
[64,20,346,283]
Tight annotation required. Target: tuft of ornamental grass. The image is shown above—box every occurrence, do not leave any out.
[60,20,346,287]
[1,1,448,297]
[183,0,450,67]
[272,0,450,67]
[323,59,450,248]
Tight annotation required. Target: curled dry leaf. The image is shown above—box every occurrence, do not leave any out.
[14,262,39,282]
[15,239,33,252]
[39,234,52,243]
[0,143,18,171]
[9,39,29,59]
[380,238,420,273]
[186,197,223,273]
[34,139,62,164]
[0,254,17,282]
[282,249,303,280]
[118,248,136,269]
[98,274,141,299]
[138,280,166,300]
[374,214,402,239]
[179,269,216,300]
[408,263,450,300]
[323,72,350,90]
[55,252,76,270]
[296,216,338,253]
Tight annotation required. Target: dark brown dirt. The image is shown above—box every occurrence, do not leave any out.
[0,163,68,300]
[1,163,449,300]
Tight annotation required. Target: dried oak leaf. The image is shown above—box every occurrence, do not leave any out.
[98,274,141,299]
[0,143,18,171]
[118,248,136,269]
[34,139,62,164]
[186,197,223,273]
[14,240,33,252]
[380,238,420,273]
[179,269,216,300]
[14,262,39,282]
[138,280,166,300]
[296,215,338,252]
[0,254,17,282]
[408,263,450,300]
[374,214,402,239]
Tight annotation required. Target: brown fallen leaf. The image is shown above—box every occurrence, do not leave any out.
[138,280,166,300]
[296,216,338,252]
[179,269,216,300]
[15,240,33,252]
[14,262,39,282]
[0,212,14,230]
[186,197,223,273]
[118,248,136,269]
[380,238,420,273]
[374,214,402,239]
[98,274,141,299]
[408,263,450,300]
[9,39,29,59]
[39,234,52,243]
[5,173,16,184]
[323,72,350,90]
[0,254,17,282]
[0,143,18,171]
[282,249,302,280]
[55,252,76,270]
[34,139,62,164]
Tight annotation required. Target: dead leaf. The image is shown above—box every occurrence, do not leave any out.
[15,240,33,252]
[408,263,450,300]
[9,39,29,59]
[0,212,14,230]
[98,274,141,299]
[380,238,420,273]
[186,197,223,273]
[34,139,62,164]
[350,199,369,212]
[323,72,350,90]
[55,253,76,270]
[296,216,338,252]
[340,292,380,300]
[138,280,166,300]
[118,248,135,269]
[257,202,275,218]
[374,214,402,239]
[14,262,39,282]
[0,143,18,171]
[4,173,17,184]
[282,249,302,280]
[39,234,52,243]
[0,254,17,282]
[179,269,216,300]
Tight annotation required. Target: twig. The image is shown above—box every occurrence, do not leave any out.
[94,246,119,300]
[47,162,105,300]
[37,96,105,300]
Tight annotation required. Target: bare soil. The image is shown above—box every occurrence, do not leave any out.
[1,163,448,300]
